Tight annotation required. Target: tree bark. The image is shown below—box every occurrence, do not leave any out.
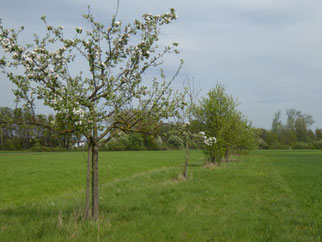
[91,141,99,220]
[85,140,92,219]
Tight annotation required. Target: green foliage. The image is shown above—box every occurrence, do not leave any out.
[258,109,321,150]
[127,133,146,151]
[105,134,128,151]
[312,140,322,149]
[257,138,268,149]
[315,129,322,140]
[167,135,183,149]
[194,83,255,162]
[269,142,290,150]
[144,135,166,150]
[0,106,83,150]
[293,142,310,149]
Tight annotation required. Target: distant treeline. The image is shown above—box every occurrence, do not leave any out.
[256,109,322,149]
[0,106,203,151]
[1,106,321,151]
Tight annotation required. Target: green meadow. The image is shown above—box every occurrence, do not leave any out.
[0,150,321,241]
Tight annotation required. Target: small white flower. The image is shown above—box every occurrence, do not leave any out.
[100,62,106,69]
[51,98,57,105]
[114,21,121,27]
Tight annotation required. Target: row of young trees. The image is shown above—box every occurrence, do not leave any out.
[0,4,256,219]
[0,98,256,154]
[257,109,322,149]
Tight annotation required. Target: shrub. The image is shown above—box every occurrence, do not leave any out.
[293,142,310,149]
[258,138,269,149]
[145,136,166,150]
[106,137,127,151]
[127,133,146,151]
[269,142,289,150]
[167,135,183,149]
[312,140,322,149]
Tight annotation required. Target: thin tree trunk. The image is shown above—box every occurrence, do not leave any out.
[183,132,188,178]
[85,140,92,219]
[92,141,99,220]
[211,156,216,165]
[225,147,229,162]
[0,128,3,146]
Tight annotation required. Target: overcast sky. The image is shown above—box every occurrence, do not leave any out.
[1,0,321,129]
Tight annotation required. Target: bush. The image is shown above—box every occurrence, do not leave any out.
[258,138,269,149]
[30,146,69,152]
[2,140,16,150]
[293,142,310,149]
[145,136,166,150]
[312,140,322,149]
[269,142,289,150]
[188,139,199,149]
[167,135,183,149]
[106,137,127,151]
[127,133,146,151]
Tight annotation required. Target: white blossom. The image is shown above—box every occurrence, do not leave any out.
[51,98,57,105]
[114,21,121,27]
[199,131,216,146]
[73,107,85,119]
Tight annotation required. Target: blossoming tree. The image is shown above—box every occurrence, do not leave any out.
[0,7,184,219]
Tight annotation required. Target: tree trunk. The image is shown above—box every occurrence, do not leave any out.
[0,128,3,146]
[225,147,229,162]
[85,140,92,219]
[92,142,99,220]
[211,156,216,165]
[183,132,189,178]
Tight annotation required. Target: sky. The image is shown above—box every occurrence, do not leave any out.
[0,0,321,129]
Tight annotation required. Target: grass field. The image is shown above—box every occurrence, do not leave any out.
[0,150,321,241]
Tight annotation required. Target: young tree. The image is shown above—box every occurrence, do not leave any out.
[194,83,255,163]
[0,6,184,219]
[182,79,200,177]
[271,110,283,134]
[221,111,256,161]
[194,83,238,163]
